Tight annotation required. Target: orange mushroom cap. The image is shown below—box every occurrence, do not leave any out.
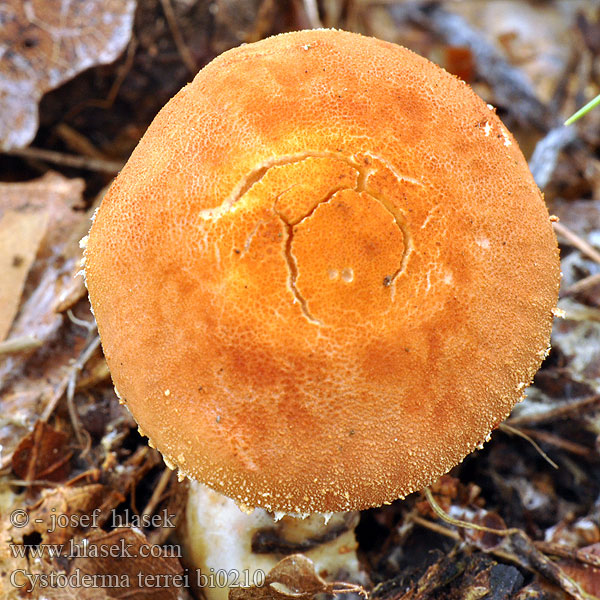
[85,29,560,513]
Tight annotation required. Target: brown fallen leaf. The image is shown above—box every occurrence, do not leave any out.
[229,554,366,600]
[0,171,85,346]
[558,544,600,599]
[11,420,71,484]
[3,524,189,599]
[0,172,87,466]
[0,0,136,150]
[9,483,110,545]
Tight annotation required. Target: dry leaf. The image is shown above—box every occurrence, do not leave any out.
[558,544,600,599]
[10,483,107,544]
[0,207,48,341]
[11,420,71,483]
[0,0,136,150]
[0,173,87,462]
[0,171,85,343]
[230,554,366,600]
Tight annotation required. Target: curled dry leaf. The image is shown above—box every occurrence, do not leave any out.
[229,554,366,600]
[0,0,136,150]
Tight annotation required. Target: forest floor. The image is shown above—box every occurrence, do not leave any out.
[1,1,600,599]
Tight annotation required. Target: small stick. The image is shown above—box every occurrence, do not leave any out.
[303,0,323,28]
[423,490,596,599]
[511,427,592,458]
[562,272,600,298]
[6,146,124,173]
[141,468,173,518]
[0,336,42,355]
[553,221,600,266]
[159,0,197,74]
[499,423,559,468]
[507,395,600,426]
[41,335,101,422]
[535,541,600,568]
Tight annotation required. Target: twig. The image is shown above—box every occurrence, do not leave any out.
[553,221,600,266]
[41,335,101,422]
[65,337,102,449]
[510,427,593,457]
[410,514,529,571]
[535,541,600,568]
[105,38,139,107]
[423,490,596,600]
[508,395,600,426]
[159,0,197,75]
[55,123,112,161]
[130,475,139,515]
[0,336,42,355]
[328,581,368,599]
[62,38,138,121]
[529,126,578,190]
[424,488,511,536]
[562,272,600,297]
[499,423,559,468]
[510,533,596,600]
[303,0,323,28]
[67,309,96,332]
[246,0,277,42]
[412,513,600,578]
[66,467,100,486]
[142,468,173,518]
[5,146,124,173]
[389,2,548,128]
[411,513,460,539]
[560,304,600,323]
[6,478,63,487]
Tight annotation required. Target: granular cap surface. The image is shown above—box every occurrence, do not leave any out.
[85,29,561,513]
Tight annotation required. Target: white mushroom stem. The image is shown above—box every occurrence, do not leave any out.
[182,482,364,600]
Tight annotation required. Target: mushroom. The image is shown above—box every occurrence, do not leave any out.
[84,29,560,596]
